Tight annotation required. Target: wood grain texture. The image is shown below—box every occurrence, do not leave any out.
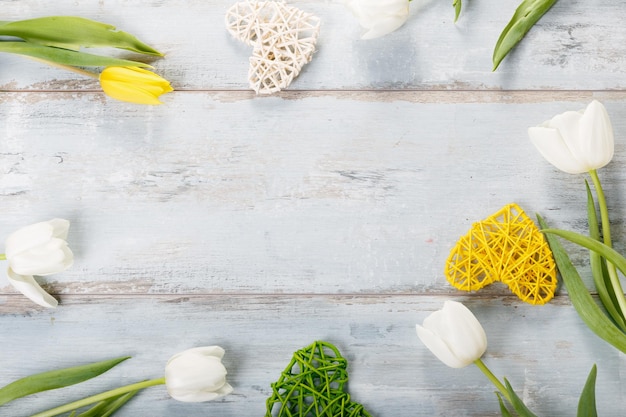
[1,0,626,416]
[0,295,623,417]
[3,92,626,295]
[0,0,625,91]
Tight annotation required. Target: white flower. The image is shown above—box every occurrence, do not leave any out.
[165,346,233,402]
[343,0,410,40]
[4,218,73,308]
[528,100,614,174]
[416,300,487,368]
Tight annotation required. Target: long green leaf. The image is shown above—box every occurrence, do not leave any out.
[453,0,462,22]
[0,357,130,406]
[0,42,151,68]
[577,364,597,417]
[586,181,626,330]
[538,216,626,353]
[544,228,626,280]
[77,390,139,417]
[496,393,514,417]
[493,0,558,70]
[503,378,539,417]
[0,16,161,55]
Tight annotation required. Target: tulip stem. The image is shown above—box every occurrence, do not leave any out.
[473,358,511,403]
[29,377,165,417]
[25,56,99,79]
[589,169,626,318]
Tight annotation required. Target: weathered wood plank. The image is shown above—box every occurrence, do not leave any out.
[0,0,625,91]
[3,91,625,295]
[0,295,623,416]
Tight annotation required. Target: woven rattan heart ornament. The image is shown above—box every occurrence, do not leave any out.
[265,341,372,417]
[445,203,557,305]
[225,1,320,94]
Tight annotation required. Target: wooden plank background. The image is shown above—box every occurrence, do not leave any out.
[1,1,625,416]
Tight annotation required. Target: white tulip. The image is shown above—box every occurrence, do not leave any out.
[165,346,233,402]
[4,218,73,308]
[528,100,614,174]
[416,300,487,368]
[343,0,410,40]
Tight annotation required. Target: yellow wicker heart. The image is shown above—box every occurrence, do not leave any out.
[445,203,557,305]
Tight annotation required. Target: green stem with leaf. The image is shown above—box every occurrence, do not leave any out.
[588,169,626,319]
[474,359,511,403]
[30,378,165,417]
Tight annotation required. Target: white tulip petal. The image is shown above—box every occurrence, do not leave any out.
[9,238,74,276]
[529,100,615,174]
[528,126,587,174]
[416,324,467,368]
[7,268,58,308]
[174,345,225,359]
[5,222,54,259]
[168,380,232,402]
[215,381,234,397]
[165,346,231,403]
[416,301,487,368]
[344,0,409,39]
[48,218,70,240]
[5,219,70,258]
[169,389,221,403]
[579,100,614,170]
[544,110,582,148]
[442,301,487,363]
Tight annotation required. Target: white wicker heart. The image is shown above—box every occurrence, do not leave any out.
[225,1,320,94]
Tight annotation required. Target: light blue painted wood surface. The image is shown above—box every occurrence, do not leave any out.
[0,1,625,416]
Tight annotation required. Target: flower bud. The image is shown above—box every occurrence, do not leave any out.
[528,100,614,174]
[343,0,410,40]
[4,219,73,308]
[99,66,173,105]
[165,346,233,402]
[416,301,487,368]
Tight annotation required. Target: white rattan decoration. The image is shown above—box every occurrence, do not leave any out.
[225,1,320,94]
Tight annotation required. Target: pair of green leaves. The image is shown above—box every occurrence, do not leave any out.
[496,365,597,417]
[539,216,626,352]
[532,177,626,417]
[454,0,559,70]
[0,16,161,68]
[0,356,135,417]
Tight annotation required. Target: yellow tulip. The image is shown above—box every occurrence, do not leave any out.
[99,66,173,105]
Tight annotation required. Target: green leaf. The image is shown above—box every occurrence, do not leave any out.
[538,216,626,353]
[577,364,597,417]
[503,378,539,417]
[544,228,626,284]
[496,393,514,417]
[0,16,161,56]
[77,390,139,417]
[0,356,130,406]
[0,42,151,68]
[493,0,558,70]
[586,181,626,330]
[453,0,462,22]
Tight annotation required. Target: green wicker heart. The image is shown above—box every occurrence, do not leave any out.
[265,341,372,417]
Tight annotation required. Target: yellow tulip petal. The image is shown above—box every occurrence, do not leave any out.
[99,66,172,105]
[101,80,164,105]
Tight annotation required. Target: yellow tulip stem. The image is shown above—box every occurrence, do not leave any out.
[589,169,626,317]
[29,377,165,417]
[473,358,511,403]
[25,56,99,79]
